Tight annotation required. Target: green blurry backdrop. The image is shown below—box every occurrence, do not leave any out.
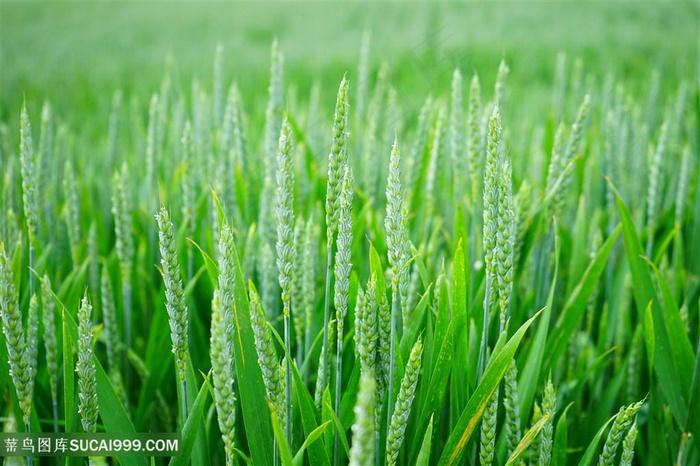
[2,1,698,130]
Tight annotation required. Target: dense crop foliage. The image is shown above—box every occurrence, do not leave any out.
[1,3,699,466]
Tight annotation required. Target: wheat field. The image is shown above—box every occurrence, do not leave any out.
[1,3,699,466]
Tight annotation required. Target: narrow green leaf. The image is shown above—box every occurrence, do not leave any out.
[520,230,560,422]
[438,311,541,465]
[576,414,616,466]
[545,225,620,369]
[505,412,551,466]
[611,180,690,426]
[415,414,434,466]
[62,309,76,434]
[293,421,332,466]
[169,378,211,466]
[552,403,573,466]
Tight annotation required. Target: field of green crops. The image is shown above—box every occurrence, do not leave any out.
[1,3,699,466]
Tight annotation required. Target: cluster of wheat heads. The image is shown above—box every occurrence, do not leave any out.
[1,38,698,466]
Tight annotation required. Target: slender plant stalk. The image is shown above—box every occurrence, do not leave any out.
[20,102,38,298]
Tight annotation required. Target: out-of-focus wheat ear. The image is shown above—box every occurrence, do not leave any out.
[386,338,423,466]
[38,101,53,239]
[63,160,81,267]
[302,218,318,375]
[504,360,521,456]
[101,267,127,408]
[553,53,567,118]
[26,293,39,415]
[479,385,499,466]
[495,59,510,109]
[467,74,482,207]
[41,275,59,430]
[598,399,644,466]
[425,105,446,219]
[645,118,668,257]
[538,378,556,466]
[555,94,591,218]
[259,242,279,319]
[349,369,377,466]
[112,163,133,352]
[259,39,284,248]
[77,293,98,434]
[513,180,532,268]
[145,93,159,209]
[249,283,286,432]
[292,216,305,361]
[88,223,99,294]
[20,101,39,296]
[1,243,33,429]
[407,95,433,207]
[106,90,122,170]
[618,420,638,466]
[450,68,465,204]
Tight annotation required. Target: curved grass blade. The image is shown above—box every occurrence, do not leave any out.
[438,310,541,465]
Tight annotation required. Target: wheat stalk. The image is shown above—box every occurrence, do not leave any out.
[112,163,133,353]
[20,102,39,297]
[40,275,59,431]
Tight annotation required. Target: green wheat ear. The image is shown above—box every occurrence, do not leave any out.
[598,399,644,466]
[386,338,423,466]
[41,275,59,429]
[349,369,376,466]
[77,293,98,433]
[155,207,189,383]
[211,223,239,465]
[539,378,556,466]
[249,282,286,430]
[0,243,37,429]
